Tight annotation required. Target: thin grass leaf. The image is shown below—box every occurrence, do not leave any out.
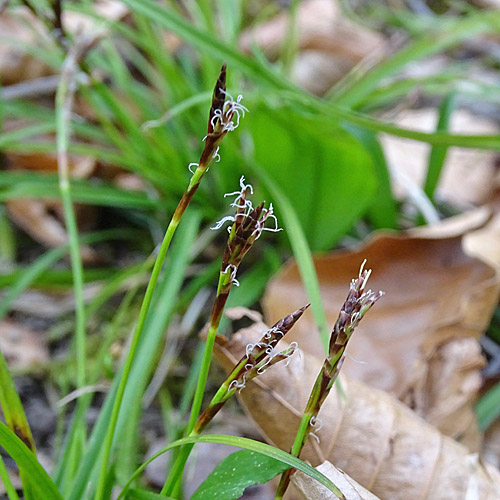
[330,12,500,109]
[0,422,63,500]
[120,0,500,149]
[127,489,174,500]
[0,455,20,500]
[476,381,500,430]
[117,434,342,500]
[423,92,456,200]
[66,212,200,500]
[0,228,134,322]
[0,352,36,498]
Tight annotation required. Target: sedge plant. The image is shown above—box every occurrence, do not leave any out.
[275,261,384,499]
[162,175,282,496]
[94,63,248,500]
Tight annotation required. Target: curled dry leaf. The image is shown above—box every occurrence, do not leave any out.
[381,109,499,208]
[465,213,500,270]
[400,337,485,451]
[239,0,387,95]
[0,320,48,371]
[214,327,500,499]
[292,461,380,500]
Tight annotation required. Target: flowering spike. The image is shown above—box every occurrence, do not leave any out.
[207,64,227,135]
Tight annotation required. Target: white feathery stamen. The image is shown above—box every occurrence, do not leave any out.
[211,215,235,230]
[188,162,199,174]
[212,147,221,162]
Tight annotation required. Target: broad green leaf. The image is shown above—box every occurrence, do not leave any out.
[247,104,377,251]
[252,164,329,353]
[191,449,288,500]
[343,124,397,229]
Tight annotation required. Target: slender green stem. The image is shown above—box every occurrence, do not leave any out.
[56,48,87,395]
[94,213,180,500]
[274,369,325,500]
[161,268,229,496]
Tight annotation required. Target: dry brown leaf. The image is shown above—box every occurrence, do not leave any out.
[262,232,500,448]
[4,151,99,262]
[482,420,500,470]
[400,337,485,451]
[239,0,387,94]
[465,213,500,269]
[214,327,500,499]
[6,284,103,318]
[263,233,498,396]
[62,0,129,36]
[0,8,54,85]
[292,461,380,500]
[0,320,48,371]
[381,109,499,207]
[406,205,491,240]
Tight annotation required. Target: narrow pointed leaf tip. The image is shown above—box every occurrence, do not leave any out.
[329,260,383,354]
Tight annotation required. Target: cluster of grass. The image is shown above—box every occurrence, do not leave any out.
[1,1,500,499]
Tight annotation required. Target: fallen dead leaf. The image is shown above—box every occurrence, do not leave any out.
[0,2,129,87]
[381,109,500,208]
[4,150,99,262]
[263,233,499,397]
[482,420,500,470]
[292,461,380,500]
[400,337,485,451]
[0,320,48,371]
[465,213,500,269]
[6,284,103,318]
[62,0,129,36]
[239,0,387,95]
[0,7,54,85]
[262,231,500,448]
[214,326,500,499]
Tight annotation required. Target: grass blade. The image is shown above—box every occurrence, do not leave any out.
[117,434,341,500]
[0,422,63,500]
[423,92,456,200]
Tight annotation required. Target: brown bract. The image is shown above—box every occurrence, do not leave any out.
[214,327,500,500]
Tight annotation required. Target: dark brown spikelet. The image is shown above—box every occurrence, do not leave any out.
[207,63,227,135]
